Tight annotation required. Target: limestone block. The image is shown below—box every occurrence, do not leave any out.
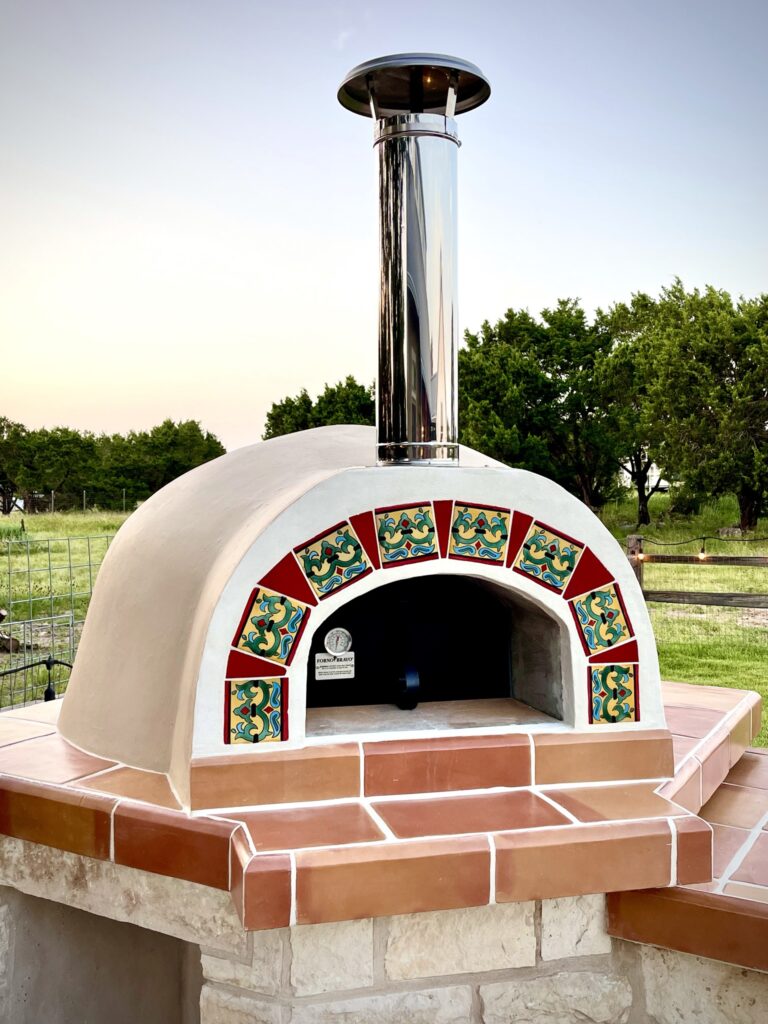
[386,902,536,980]
[291,918,373,996]
[481,971,632,1023]
[0,836,248,955]
[641,946,768,1023]
[201,929,284,996]
[291,985,473,1023]
[540,895,612,961]
[200,982,280,1024]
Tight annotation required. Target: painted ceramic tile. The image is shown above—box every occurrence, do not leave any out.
[228,678,287,743]
[376,504,437,566]
[572,584,631,654]
[449,504,510,563]
[294,521,372,599]
[234,587,309,665]
[589,664,638,724]
[513,521,583,592]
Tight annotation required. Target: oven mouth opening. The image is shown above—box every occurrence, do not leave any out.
[305,575,565,739]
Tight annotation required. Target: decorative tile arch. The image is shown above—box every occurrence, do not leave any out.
[222,499,642,747]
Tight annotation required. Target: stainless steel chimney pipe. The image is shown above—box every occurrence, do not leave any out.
[339,54,490,465]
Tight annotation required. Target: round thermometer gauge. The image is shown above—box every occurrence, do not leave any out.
[324,627,353,656]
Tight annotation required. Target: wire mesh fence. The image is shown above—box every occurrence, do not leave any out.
[0,534,114,707]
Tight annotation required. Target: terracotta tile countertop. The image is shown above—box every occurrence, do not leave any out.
[0,683,762,936]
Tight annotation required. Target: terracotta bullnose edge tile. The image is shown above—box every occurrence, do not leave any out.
[674,815,713,885]
[694,728,731,806]
[295,836,490,925]
[0,775,115,859]
[495,820,671,902]
[532,730,674,785]
[722,881,768,906]
[189,744,361,810]
[241,852,292,930]
[657,757,702,814]
[607,888,768,973]
[114,802,237,889]
[751,699,762,742]
[229,825,253,923]
[363,734,532,796]
[729,705,756,768]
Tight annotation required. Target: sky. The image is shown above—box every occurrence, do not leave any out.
[1,0,766,451]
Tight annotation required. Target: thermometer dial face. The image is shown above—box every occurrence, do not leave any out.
[324,627,352,656]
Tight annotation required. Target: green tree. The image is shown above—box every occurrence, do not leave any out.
[645,281,768,530]
[460,300,619,507]
[0,418,26,514]
[263,377,374,440]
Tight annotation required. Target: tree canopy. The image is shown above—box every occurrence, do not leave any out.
[263,282,768,528]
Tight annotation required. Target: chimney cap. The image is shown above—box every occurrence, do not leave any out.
[338,52,490,118]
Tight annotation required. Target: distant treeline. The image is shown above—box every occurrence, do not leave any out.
[264,281,768,529]
[0,418,225,514]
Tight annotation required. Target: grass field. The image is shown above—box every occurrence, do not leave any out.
[1,499,766,743]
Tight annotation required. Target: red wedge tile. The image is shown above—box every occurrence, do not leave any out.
[0,733,115,784]
[190,743,360,810]
[607,887,768,974]
[372,789,568,839]
[363,734,531,796]
[432,500,453,558]
[226,650,286,679]
[114,803,236,889]
[295,836,490,924]
[657,756,701,813]
[349,511,382,569]
[563,548,614,601]
[496,820,671,901]
[675,815,712,885]
[505,512,534,566]
[533,730,673,785]
[260,552,318,605]
[0,776,115,859]
[233,802,383,852]
[588,639,639,665]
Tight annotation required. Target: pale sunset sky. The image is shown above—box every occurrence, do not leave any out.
[1,0,766,451]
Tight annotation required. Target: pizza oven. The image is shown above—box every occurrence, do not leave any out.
[57,54,664,809]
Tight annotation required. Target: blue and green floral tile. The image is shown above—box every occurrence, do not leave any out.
[227,677,288,744]
[233,586,310,666]
[570,583,633,655]
[448,503,510,564]
[376,503,438,567]
[294,521,373,600]
[513,521,584,592]
[588,664,638,724]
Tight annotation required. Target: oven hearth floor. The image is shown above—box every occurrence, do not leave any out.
[305,697,557,737]
[0,682,762,948]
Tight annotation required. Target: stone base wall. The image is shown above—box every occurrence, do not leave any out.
[1,835,767,1024]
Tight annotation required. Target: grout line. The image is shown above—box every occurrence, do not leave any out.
[363,800,397,841]
[667,817,677,886]
[289,852,297,926]
[713,807,768,894]
[536,790,581,824]
[190,778,674,816]
[488,835,496,905]
[109,798,121,861]
[528,734,536,784]
[358,740,365,797]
